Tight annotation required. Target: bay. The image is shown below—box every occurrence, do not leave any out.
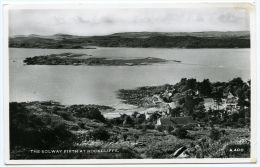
[9,48,250,105]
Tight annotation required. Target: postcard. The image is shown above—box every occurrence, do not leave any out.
[3,2,257,164]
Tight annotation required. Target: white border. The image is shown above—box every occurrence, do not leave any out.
[2,1,258,165]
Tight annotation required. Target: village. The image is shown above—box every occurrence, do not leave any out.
[108,90,248,132]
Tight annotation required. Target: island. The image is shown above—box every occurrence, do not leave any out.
[23,52,174,66]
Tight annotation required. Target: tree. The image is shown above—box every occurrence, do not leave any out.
[170,106,182,117]
[131,111,139,118]
[186,78,197,90]
[228,77,244,88]
[148,112,160,123]
[211,86,223,110]
[193,102,206,121]
[178,98,186,105]
[137,114,145,124]
[235,87,244,99]
[183,96,196,116]
[123,116,133,127]
[198,79,212,96]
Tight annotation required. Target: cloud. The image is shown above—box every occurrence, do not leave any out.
[74,16,90,24]
[54,15,66,25]
[8,7,250,36]
[101,17,114,24]
[217,12,242,23]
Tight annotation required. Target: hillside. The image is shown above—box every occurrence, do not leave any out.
[9,31,250,49]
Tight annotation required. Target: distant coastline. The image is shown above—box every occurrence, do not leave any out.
[9,31,250,49]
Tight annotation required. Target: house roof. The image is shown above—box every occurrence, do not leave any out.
[160,117,174,126]
[159,116,195,126]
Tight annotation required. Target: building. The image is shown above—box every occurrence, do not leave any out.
[225,92,239,115]
[144,108,159,120]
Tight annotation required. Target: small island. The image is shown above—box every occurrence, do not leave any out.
[23,53,173,66]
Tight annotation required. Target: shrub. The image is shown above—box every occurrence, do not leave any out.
[209,128,221,141]
[79,122,86,129]
[145,122,155,129]
[74,107,105,122]
[135,125,142,130]
[9,103,76,150]
[91,127,110,141]
[237,118,245,126]
[175,127,188,139]
[166,126,174,133]
[55,110,75,121]
[156,125,163,132]
[141,125,147,133]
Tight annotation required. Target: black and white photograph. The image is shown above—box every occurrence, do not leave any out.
[3,2,257,164]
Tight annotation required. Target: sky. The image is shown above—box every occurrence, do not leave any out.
[8,4,250,36]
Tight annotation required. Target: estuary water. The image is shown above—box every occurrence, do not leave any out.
[9,48,250,105]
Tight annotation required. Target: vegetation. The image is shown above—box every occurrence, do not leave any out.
[10,102,76,150]
[23,53,168,66]
[90,127,110,141]
[209,128,221,141]
[9,31,250,49]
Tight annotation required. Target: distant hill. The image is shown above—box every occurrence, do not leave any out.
[109,31,250,38]
[9,31,250,49]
